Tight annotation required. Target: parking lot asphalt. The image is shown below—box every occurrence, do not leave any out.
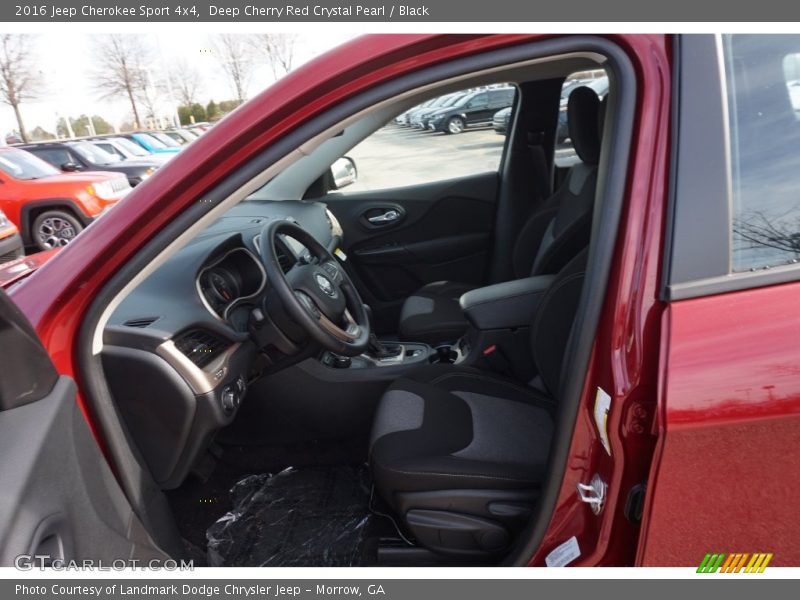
[345,124,506,193]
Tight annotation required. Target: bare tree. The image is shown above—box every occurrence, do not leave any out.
[93,34,151,129]
[172,59,202,107]
[0,34,42,142]
[139,83,162,128]
[733,209,800,258]
[213,34,254,103]
[251,34,297,78]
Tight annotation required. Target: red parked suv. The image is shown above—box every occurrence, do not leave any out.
[0,147,131,250]
[0,209,23,264]
[1,34,798,568]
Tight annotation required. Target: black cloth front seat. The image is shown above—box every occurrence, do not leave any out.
[398,86,602,345]
[370,249,587,557]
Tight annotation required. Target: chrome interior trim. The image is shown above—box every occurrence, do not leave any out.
[195,247,267,322]
[156,339,241,396]
[360,343,408,366]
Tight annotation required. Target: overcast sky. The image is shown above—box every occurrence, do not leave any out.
[0,31,357,136]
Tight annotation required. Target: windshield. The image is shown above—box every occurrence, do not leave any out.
[71,141,119,165]
[113,137,149,156]
[150,132,182,147]
[0,149,61,180]
[136,133,168,149]
[428,94,456,108]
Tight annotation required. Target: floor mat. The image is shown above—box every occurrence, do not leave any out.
[166,438,368,552]
[206,465,373,567]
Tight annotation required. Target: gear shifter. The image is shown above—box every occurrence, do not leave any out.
[364,305,403,359]
[367,332,403,359]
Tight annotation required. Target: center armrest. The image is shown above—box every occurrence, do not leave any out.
[459,275,556,331]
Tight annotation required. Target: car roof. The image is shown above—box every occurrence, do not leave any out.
[16,141,76,147]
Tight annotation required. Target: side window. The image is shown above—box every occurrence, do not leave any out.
[488,90,508,109]
[724,35,800,271]
[341,85,517,194]
[97,143,122,159]
[554,70,608,168]
[30,148,72,168]
[467,92,488,108]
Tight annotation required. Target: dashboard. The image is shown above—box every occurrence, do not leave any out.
[100,199,343,489]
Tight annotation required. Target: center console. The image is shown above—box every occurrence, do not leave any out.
[320,274,555,378]
[322,337,471,371]
[321,340,433,370]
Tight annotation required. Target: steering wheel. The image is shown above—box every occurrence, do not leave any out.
[258,219,370,356]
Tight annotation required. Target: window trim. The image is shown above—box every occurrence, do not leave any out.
[665,34,800,302]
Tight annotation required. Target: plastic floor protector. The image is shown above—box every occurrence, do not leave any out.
[206,465,372,566]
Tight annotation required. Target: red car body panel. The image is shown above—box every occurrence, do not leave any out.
[8,33,787,566]
[0,248,60,288]
[638,286,800,566]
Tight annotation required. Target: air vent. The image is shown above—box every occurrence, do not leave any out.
[123,316,158,328]
[173,329,230,368]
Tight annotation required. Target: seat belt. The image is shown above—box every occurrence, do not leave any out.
[527,130,552,201]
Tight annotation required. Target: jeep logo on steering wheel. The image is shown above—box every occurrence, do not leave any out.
[315,273,336,297]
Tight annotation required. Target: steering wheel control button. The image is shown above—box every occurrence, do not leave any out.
[322,262,340,280]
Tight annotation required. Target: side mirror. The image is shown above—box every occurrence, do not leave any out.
[330,157,358,190]
[61,162,82,172]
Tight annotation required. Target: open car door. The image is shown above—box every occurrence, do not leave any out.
[0,289,170,567]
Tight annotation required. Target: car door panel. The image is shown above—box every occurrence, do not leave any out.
[325,171,498,331]
[352,231,489,300]
[639,287,800,566]
[0,289,168,566]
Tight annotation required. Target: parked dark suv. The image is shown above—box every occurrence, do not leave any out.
[426,86,515,134]
[17,141,161,187]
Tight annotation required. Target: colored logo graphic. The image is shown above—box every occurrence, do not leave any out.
[697,553,773,573]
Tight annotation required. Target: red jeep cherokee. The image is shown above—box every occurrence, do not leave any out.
[0,34,797,568]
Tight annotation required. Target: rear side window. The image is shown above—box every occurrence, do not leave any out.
[96,143,123,159]
[724,35,800,271]
[31,147,73,167]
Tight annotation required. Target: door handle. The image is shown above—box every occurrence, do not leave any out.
[367,209,401,225]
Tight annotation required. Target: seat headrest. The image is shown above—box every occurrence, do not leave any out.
[567,86,602,166]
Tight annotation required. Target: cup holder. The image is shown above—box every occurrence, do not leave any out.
[430,345,458,364]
